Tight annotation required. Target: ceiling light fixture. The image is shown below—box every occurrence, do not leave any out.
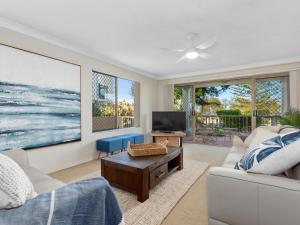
[185,51,199,59]
[161,33,217,63]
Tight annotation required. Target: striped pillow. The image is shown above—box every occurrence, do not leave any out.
[235,130,300,175]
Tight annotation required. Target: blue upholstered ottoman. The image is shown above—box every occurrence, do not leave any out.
[121,133,144,145]
[96,136,123,154]
[96,133,144,158]
[133,134,144,144]
[121,135,135,148]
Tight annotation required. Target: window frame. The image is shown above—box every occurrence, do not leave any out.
[92,70,138,132]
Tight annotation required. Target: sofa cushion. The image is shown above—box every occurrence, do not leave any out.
[279,125,299,134]
[244,126,280,147]
[286,163,300,180]
[232,136,245,147]
[222,146,246,168]
[0,154,37,209]
[247,128,278,150]
[223,152,245,168]
[21,166,65,194]
[2,149,29,166]
[235,130,300,175]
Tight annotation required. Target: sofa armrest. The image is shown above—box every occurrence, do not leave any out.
[1,149,29,166]
[207,167,300,225]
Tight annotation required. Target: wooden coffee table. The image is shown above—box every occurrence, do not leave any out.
[101,147,183,202]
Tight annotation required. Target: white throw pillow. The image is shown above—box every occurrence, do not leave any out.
[244,126,280,147]
[0,153,37,208]
[247,127,278,150]
[235,130,300,175]
[232,135,245,147]
[279,125,299,134]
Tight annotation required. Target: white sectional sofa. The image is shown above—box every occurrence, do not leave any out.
[2,149,65,194]
[207,126,300,225]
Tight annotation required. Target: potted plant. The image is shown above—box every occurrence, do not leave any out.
[280,109,300,128]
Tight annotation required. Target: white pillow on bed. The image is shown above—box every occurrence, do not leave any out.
[0,153,37,209]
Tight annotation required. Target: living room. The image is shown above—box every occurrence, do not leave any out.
[1,1,300,225]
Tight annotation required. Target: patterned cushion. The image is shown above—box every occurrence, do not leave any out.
[235,130,300,175]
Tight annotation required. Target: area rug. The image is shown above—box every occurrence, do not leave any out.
[70,160,209,225]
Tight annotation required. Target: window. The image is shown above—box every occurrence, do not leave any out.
[92,71,140,132]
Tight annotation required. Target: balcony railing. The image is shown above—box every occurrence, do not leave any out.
[195,114,281,146]
[197,115,281,131]
[197,115,252,133]
[118,116,135,128]
[92,116,135,131]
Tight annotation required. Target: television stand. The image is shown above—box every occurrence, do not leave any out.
[150,131,186,147]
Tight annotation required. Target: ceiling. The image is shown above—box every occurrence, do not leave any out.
[0,0,300,79]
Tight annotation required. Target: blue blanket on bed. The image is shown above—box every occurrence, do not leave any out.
[0,177,123,225]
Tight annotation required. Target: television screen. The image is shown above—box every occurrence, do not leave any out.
[152,111,186,132]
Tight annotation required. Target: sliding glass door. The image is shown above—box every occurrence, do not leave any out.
[174,75,289,146]
[174,85,195,141]
[254,76,289,128]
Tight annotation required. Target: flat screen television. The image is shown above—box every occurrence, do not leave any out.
[152,111,186,132]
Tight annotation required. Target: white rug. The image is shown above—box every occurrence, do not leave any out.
[70,159,209,225]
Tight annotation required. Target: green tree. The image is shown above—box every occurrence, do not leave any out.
[195,85,230,113]
[92,101,115,117]
[230,84,251,98]
[174,86,183,111]
[230,81,283,116]
[118,99,134,116]
[201,97,223,114]
[229,97,251,115]
[93,100,134,117]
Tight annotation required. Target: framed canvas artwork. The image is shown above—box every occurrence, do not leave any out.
[0,44,81,151]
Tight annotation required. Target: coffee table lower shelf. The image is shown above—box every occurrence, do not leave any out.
[101,147,183,202]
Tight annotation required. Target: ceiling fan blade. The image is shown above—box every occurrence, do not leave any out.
[196,36,217,50]
[160,48,186,53]
[198,52,212,59]
[176,55,186,63]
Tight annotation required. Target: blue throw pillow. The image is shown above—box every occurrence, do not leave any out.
[235,130,300,175]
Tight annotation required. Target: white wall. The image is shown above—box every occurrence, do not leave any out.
[157,83,174,111]
[290,70,300,109]
[0,27,158,173]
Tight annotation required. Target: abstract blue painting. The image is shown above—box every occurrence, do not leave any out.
[0,44,81,151]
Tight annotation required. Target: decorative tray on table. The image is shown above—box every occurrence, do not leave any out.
[127,140,168,157]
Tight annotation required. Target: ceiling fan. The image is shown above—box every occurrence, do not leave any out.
[161,33,217,63]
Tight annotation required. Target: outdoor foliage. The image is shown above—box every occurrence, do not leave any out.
[280,109,300,128]
[92,100,134,117]
[230,80,283,116]
[195,86,230,112]
[217,109,251,130]
[174,86,183,111]
[118,100,134,116]
[200,97,223,114]
[216,109,241,116]
[93,101,115,116]
[228,97,251,115]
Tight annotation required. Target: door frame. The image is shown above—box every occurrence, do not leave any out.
[174,84,196,141]
[174,73,290,141]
